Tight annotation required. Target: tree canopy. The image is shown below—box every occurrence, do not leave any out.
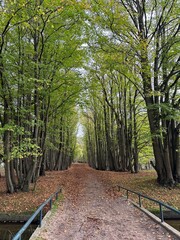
[0,0,179,193]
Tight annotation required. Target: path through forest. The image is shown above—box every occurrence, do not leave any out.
[32,164,178,240]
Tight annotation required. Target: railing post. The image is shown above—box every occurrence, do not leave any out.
[50,198,52,209]
[39,209,43,227]
[56,192,58,200]
[12,189,61,240]
[116,185,180,225]
[139,194,142,207]
[159,203,164,222]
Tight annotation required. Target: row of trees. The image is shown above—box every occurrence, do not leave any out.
[0,0,179,193]
[83,59,152,173]
[83,0,180,186]
[0,0,87,193]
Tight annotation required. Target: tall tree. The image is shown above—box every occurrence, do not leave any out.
[88,0,180,185]
[119,0,180,185]
[0,0,87,193]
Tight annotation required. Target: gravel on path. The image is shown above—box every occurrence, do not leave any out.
[32,164,179,240]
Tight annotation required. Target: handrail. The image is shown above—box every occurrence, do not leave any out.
[118,186,180,222]
[12,189,61,240]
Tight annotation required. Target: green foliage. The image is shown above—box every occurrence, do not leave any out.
[74,137,85,162]
[10,138,41,160]
[139,147,154,164]
[0,0,89,192]
[50,193,64,216]
[0,124,16,134]
[0,0,179,191]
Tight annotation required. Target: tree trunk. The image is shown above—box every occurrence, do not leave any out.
[22,158,37,192]
[103,104,115,170]
[174,124,180,182]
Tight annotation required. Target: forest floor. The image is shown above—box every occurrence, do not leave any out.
[0,163,179,215]
[30,164,179,240]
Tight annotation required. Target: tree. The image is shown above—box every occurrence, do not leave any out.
[0,0,39,193]
[0,0,87,193]
[88,0,180,185]
[119,0,180,185]
[82,57,151,172]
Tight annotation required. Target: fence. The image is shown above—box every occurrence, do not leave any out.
[118,186,180,222]
[12,189,61,240]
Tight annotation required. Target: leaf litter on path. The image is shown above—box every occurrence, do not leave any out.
[29,164,179,240]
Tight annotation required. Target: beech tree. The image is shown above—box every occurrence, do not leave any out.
[86,0,180,185]
[82,56,152,172]
[119,0,180,185]
[0,0,179,193]
[0,0,39,193]
[0,0,86,193]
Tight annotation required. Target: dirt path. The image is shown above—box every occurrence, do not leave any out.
[32,164,178,240]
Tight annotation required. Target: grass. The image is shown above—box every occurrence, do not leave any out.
[51,194,64,214]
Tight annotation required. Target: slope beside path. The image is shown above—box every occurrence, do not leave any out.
[31,164,178,240]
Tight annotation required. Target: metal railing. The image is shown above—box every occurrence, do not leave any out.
[12,189,62,240]
[118,186,180,222]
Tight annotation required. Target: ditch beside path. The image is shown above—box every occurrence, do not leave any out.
[31,164,178,240]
